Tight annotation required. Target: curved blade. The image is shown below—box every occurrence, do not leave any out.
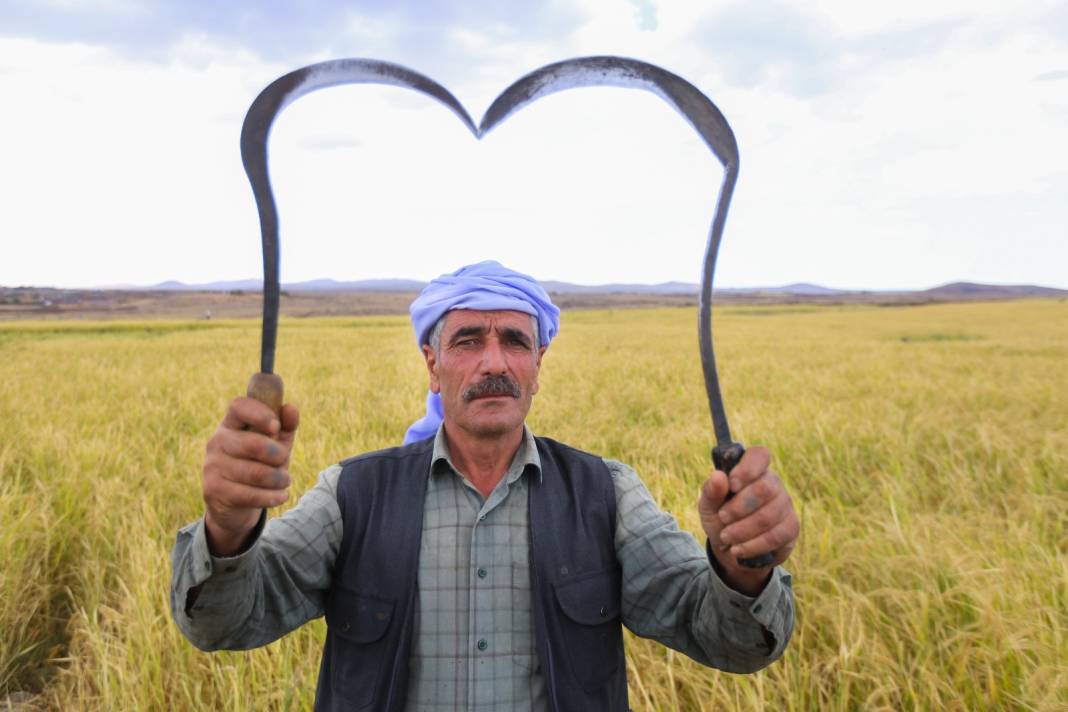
[240,59,478,374]
[481,56,741,447]
[240,56,741,449]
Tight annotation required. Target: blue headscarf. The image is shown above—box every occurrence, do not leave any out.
[403,260,560,444]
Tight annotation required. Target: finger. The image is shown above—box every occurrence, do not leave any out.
[729,513,799,561]
[698,469,730,514]
[221,397,281,437]
[211,456,291,490]
[719,471,781,524]
[206,476,290,510]
[278,403,300,448]
[280,403,300,435]
[719,490,789,548]
[727,446,771,493]
[217,428,289,467]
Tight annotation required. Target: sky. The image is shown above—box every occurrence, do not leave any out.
[1,0,1066,290]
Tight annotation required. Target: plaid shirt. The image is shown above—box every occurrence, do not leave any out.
[170,427,794,710]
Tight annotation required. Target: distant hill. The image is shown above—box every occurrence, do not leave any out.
[137,278,852,296]
[540,280,698,295]
[719,282,849,296]
[285,278,428,292]
[922,282,1068,298]
[98,278,1067,299]
[142,278,427,292]
[4,279,1065,322]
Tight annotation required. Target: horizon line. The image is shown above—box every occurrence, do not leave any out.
[4,277,1068,293]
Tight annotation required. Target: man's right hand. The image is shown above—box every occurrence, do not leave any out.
[202,397,300,556]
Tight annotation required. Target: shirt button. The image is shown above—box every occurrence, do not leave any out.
[477,567,488,579]
[478,514,486,521]
[477,639,488,651]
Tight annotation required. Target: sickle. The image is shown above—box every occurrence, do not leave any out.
[240,55,773,568]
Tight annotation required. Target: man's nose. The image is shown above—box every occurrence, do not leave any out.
[480,337,508,373]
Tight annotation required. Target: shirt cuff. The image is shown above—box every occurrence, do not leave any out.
[189,510,267,582]
[173,511,266,636]
[704,539,792,655]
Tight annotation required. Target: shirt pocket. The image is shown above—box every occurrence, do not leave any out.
[324,586,396,709]
[552,565,624,691]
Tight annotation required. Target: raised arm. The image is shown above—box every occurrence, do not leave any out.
[169,398,342,651]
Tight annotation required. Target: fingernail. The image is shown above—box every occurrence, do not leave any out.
[730,477,741,493]
[719,530,732,545]
[719,511,732,525]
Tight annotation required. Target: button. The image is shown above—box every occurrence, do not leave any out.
[477,639,488,651]
[559,566,568,575]
[224,565,236,573]
[477,568,488,579]
[753,604,763,613]
[478,514,486,521]
[340,622,351,632]
[599,606,607,617]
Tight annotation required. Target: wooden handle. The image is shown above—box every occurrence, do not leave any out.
[247,372,284,418]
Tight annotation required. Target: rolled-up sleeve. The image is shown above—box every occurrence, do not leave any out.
[169,464,344,651]
[607,459,794,672]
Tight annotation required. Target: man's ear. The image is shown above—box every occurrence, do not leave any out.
[422,344,441,394]
[532,346,547,395]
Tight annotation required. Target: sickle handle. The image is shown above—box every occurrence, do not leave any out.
[712,443,776,569]
[247,372,284,419]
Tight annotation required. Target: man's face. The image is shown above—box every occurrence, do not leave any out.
[423,309,545,440]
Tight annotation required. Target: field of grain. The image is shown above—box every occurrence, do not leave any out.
[1,300,1065,710]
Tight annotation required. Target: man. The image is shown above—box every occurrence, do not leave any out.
[170,261,798,711]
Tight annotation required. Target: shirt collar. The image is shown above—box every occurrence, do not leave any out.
[430,423,543,483]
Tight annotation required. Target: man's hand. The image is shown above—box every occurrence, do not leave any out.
[202,397,300,556]
[698,446,798,596]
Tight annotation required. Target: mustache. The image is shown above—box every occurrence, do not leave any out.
[463,374,521,402]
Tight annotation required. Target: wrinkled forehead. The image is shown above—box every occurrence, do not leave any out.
[441,308,536,336]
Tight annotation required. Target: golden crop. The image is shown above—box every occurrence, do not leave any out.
[1,301,1065,710]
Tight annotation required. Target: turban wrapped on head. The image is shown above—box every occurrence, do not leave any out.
[403,260,560,444]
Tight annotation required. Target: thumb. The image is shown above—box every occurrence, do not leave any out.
[278,403,300,446]
[698,469,730,516]
[698,469,730,543]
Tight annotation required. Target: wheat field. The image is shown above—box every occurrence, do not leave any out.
[1,300,1065,710]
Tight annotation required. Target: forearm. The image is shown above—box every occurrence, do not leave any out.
[169,465,343,651]
[608,459,795,671]
[686,551,795,671]
[621,526,795,672]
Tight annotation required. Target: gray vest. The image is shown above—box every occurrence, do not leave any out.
[314,435,628,711]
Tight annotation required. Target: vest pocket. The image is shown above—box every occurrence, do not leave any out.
[552,565,624,691]
[325,586,395,708]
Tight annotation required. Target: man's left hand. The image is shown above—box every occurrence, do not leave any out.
[698,446,799,596]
